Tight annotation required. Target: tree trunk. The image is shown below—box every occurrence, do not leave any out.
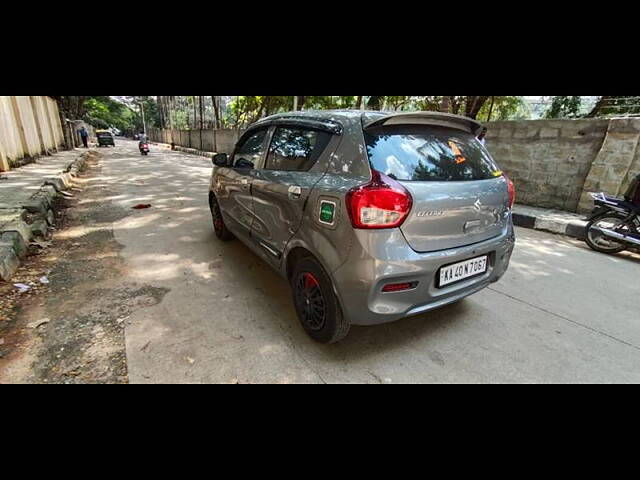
[157,96,164,128]
[465,96,489,119]
[199,96,204,130]
[168,96,174,131]
[586,96,610,117]
[487,96,495,121]
[254,96,269,121]
[192,96,197,129]
[53,97,72,150]
[367,96,382,110]
[234,96,242,128]
[76,96,86,119]
[355,95,363,109]
[297,96,306,110]
[212,96,220,129]
[265,96,274,117]
[440,96,451,113]
[451,97,461,115]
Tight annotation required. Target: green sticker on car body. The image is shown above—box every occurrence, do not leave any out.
[319,200,336,225]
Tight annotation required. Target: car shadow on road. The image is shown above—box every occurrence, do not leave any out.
[212,231,468,360]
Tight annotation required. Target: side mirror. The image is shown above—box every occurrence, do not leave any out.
[213,153,229,167]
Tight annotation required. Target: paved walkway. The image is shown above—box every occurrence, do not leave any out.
[1,147,93,281]
[0,148,91,210]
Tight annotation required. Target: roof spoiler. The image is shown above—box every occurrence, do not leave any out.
[363,111,484,136]
[253,115,343,135]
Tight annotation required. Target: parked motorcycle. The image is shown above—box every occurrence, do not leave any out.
[584,174,640,254]
[139,143,150,155]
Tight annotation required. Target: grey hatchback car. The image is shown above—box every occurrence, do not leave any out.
[209,110,515,343]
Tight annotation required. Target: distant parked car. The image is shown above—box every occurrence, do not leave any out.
[209,110,516,343]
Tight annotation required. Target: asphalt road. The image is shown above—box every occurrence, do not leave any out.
[101,139,640,383]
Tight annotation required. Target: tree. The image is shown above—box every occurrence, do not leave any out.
[464,96,490,119]
[440,96,451,113]
[367,96,383,110]
[544,96,582,118]
[476,96,528,121]
[54,96,140,132]
[211,96,220,128]
[586,96,640,117]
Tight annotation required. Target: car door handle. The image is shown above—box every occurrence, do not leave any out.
[288,185,302,199]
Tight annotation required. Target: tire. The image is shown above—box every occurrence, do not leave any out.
[585,214,628,254]
[209,194,234,241]
[291,257,350,343]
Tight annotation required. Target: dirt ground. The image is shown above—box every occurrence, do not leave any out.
[0,154,167,383]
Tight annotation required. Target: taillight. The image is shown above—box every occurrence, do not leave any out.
[346,170,413,229]
[505,175,515,208]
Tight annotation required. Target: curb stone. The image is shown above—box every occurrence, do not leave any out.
[0,150,94,282]
[0,245,20,281]
[512,205,588,240]
[0,231,28,258]
[150,141,216,159]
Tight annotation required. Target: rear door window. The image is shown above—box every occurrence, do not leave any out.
[264,126,331,172]
[364,125,502,181]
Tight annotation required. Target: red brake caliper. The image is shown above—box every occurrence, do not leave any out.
[303,273,319,290]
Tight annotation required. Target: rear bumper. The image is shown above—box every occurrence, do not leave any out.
[331,223,515,326]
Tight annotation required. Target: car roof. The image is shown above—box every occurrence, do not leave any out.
[252,110,483,135]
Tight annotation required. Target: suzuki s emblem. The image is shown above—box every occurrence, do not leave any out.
[473,199,483,212]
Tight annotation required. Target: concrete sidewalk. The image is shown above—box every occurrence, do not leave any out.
[512,204,588,240]
[0,148,94,281]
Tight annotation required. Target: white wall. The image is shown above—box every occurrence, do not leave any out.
[0,96,65,171]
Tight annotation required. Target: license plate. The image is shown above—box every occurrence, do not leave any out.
[438,255,488,287]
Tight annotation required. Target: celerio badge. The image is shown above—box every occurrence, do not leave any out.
[416,211,445,217]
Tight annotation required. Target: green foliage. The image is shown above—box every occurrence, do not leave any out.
[544,96,582,118]
[476,97,529,122]
[83,96,137,131]
[127,95,539,131]
[587,96,640,117]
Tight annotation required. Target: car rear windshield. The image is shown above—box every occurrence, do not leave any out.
[97,132,111,137]
[364,125,502,181]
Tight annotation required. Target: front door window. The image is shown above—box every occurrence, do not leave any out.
[232,128,268,169]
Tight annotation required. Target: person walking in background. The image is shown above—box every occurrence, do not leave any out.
[79,126,89,148]
[477,127,488,146]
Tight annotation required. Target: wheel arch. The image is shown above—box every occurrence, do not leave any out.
[285,246,316,282]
